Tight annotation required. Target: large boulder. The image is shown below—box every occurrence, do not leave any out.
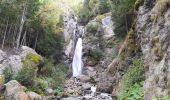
[0,46,42,75]
[19,46,39,59]
[101,16,115,39]
[1,55,22,75]
[4,80,29,100]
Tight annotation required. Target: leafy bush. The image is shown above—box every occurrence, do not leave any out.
[37,30,64,57]
[15,60,36,86]
[98,0,111,14]
[3,67,13,83]
[119,58,144,99]
[111,0,136,36]
[78,6,91,24]
[90,48,103,61]
[86,22,100,33]
[119,81,144,100]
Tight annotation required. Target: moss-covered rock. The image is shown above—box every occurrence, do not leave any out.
[25,53,42,64]
[86,21,100,33]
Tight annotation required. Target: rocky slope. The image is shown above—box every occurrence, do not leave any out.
[136,0,170,99]
[107,0,170,99]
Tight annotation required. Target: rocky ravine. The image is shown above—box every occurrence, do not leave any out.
[62,11,116,99]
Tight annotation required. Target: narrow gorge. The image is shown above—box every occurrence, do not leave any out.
[0,0,169,100]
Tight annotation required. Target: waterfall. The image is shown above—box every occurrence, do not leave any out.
[72,38,83,77]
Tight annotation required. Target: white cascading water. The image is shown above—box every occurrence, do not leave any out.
[72,38,83,77]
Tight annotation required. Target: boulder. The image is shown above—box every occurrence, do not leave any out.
[45,88,54,96]
[27,91,42,100]
[1,55,22,75]
[4,80,29,100]
[19,46,38,59]
[78,75,91,82]
[101,16,115,39]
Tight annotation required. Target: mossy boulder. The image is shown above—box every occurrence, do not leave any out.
[25,53,42,64]
[86,21,100,33]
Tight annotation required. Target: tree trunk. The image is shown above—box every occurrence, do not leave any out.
[16,5,27,49]
[21,29,27,46]
[34,32,39,50]
[1,18,9,49]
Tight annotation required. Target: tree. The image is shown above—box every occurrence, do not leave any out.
[98,0,111,14]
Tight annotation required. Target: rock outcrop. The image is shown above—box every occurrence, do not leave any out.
[135,0,170,99]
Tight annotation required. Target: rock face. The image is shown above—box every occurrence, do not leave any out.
[135,0,170,99]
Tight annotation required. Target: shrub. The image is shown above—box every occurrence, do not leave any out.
[3,67,13,83]
[86,22,100,33]
[37,29,64,57]
[90,48,103,61]
[78,5,91,24]
[111,0,136,36]
[15,60,36,86]
[98,0,111,14]
[119,81,144,100]
[119,58,144,99]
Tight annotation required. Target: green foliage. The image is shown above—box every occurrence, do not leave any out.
[111,0,136,36]
[26,53,42,64]
[30,77,48,95]
[78,5,91,24]
[3,67,13,83]
[119,58,144,99]
[15,60,36,86]
[86,22,100,33]
[95,14,105,22]
[90,48,103,61]
[98,0,111,14]
[37,31,64,57]
[119,81,144,100]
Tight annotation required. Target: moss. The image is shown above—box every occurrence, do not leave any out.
[26,53,42,64]
[119,29,139,60]
[134,0,143,10]
[95,14,105,22]
[86,22,100,33]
